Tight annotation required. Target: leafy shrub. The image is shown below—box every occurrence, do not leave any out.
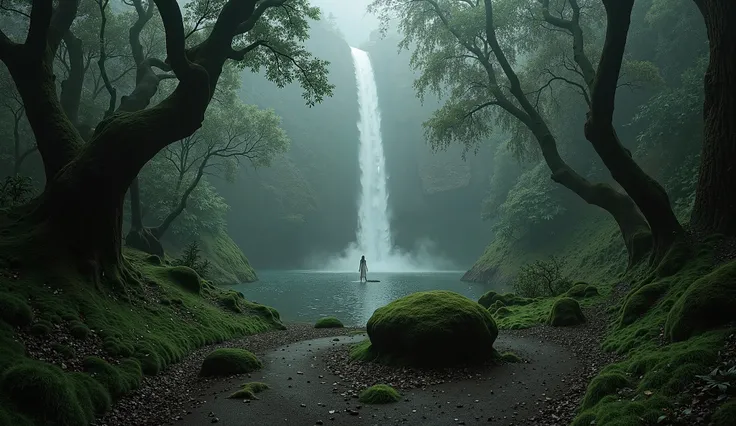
[174,241,211,278]
[0,175,35,208]
[513,256,572,298]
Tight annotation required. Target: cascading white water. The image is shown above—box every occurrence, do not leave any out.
[351,47,393,265]
[320,47,452,273]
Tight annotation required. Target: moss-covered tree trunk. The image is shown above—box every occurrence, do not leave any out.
[690,0,736,237]
[584,0,685,263]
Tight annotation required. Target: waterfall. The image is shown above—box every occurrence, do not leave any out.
[319,47,452,273]
[351,47,393,264]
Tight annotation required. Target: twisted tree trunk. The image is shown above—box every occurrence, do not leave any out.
[690,0,736,236]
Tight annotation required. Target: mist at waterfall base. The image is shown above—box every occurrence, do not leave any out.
[310,47,456,273]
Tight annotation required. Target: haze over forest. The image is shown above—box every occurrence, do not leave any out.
[0,1,735,426]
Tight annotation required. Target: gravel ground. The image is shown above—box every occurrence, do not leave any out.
[92,324,362,426]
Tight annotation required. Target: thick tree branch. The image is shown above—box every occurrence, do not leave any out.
[97,0,117,117]
[26,0,53,56]
[235,0,288,35]
[59,31,84,127]
[539,0,595,86]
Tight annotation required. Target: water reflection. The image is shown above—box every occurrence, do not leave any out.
[229,271,503,327]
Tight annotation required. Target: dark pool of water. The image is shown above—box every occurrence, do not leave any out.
[228,270,502,327]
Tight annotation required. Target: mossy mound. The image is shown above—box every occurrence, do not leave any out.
[493,306,512,318]
[356,291,498,367]
[548,298,585,327]
[30,320,52,336]
[620,281,669,326]
[665,260,736,342]
[69,321,90,339]
[358,384,401,404]
[477,291,498,308]
[314,317,344,328]
[580,372,630,410]
[199,348,262,377]
[82,357,142,400]
[566,283,599,299]
[488,300,505,312]
[712,400,736,426]
[0,361,111,426]
[199,231,258,285]
[228,381,269,399]
[167,266,202,294]
[0,292,33,327]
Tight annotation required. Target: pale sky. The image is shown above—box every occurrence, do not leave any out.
[309,0,379,47]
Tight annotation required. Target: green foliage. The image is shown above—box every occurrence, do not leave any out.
[355,291,498,367]
[358,384,401,404]
[198,231,258,284]
[173,242,210,280]
[314,317,344,329]
[513,255,572,298]
[665,260,736,342]
[0,176,35,209]
[0,249,282,423]
[82,357,142,400]
[181,0,334,106]
[0,362,110,426]
[492,163,567,242]
[580,373,630,410]
[547,298,586,327]
[228,382,269,400]
[0,292,33,327]
[199,348,263,377]
[712,400,736,426]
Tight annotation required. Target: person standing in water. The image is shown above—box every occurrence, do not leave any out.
[359,255,368,282]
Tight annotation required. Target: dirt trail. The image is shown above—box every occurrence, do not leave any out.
[181,333,578,426]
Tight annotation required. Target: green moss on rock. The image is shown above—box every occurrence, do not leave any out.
[488,300,505,312]
[478,291,498,308]
[228,381,269,399]
[548,298,585,327]
[665,260,736,342]
[69,321,90,339]
[500,351,521,363]
[0,362,110,426]
[82,357,142,400]
[712,400,736,426]
[200,348,262,377]
[356,291,498,367]
[358,384,401,404]
[314,317,344,328]
[566,283,599,299]
[0,292,33,327]
[168,266,202,294]
[580,372,630,410]
[30,320,53,336]
[620,281,669,326]
[493,306,512,318]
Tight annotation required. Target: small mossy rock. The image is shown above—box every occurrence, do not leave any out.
[168,266,202,294]
[200,348,262,377]
[493,306,512,318]
[358,384,401,404]
[566,283,599,299]
[30,320,53,336]
[712,400,736,426]
[488,300,505,312]
[584,285,599,297]
[0,362,110,426]
[228,382,269,399]
[0,292,33,327]
[53,343,75,358]
[665,260,736,342]
[620,281,669,326]
[82,357,142,400]
[548,298,586,327]
[478,291,498,308]
[315,317,344,328]
[495,293,534,306]
[145,255,162,265]
[69,321,90,339]
[365,290,498,367]
[581,372,630,410]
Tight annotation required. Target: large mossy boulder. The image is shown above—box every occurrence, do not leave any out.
[548,298,586,327]
[478,291,499,308]
[363,290,498,367]
[665,260,736,342]
[199,348,262,377]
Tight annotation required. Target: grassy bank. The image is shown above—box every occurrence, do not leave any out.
[470,210,735,424]
[0,249,281,425]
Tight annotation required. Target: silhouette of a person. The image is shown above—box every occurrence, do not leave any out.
[359,255,368,282]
